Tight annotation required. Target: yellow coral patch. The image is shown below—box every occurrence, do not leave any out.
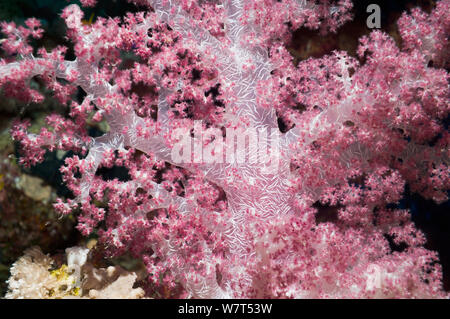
[50,264,70,282]
[71,287,80,296]
[81,13,95,25]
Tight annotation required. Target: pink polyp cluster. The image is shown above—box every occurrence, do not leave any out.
[2,0,449,298]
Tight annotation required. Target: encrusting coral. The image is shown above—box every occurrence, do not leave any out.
[5,246,145,299]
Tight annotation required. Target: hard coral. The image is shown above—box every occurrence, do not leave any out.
[6,246,145,299]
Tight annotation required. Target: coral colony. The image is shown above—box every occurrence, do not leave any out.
[0,0,449,298]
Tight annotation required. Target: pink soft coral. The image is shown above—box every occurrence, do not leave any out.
[1,0,449,298]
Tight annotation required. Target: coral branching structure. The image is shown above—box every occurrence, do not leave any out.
[1,0,449,298]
